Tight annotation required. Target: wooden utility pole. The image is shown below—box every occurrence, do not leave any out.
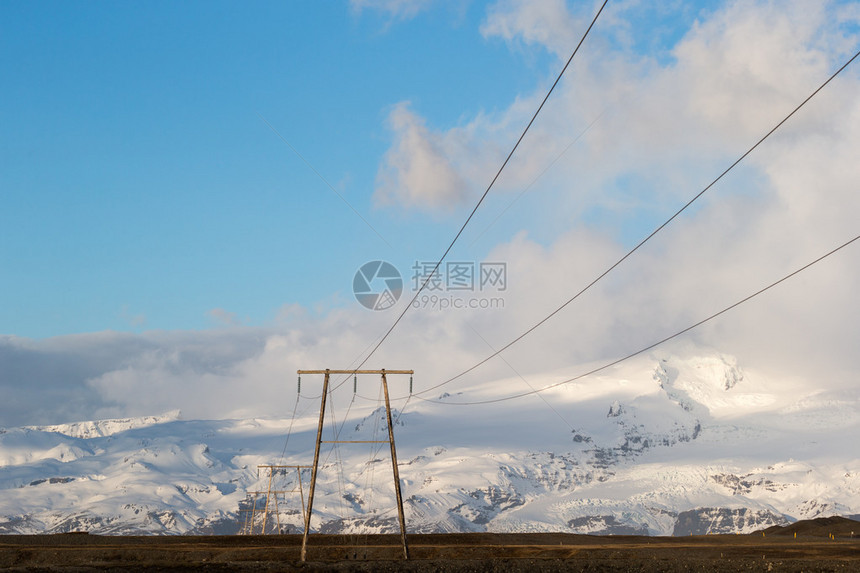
[381,370,409,557]
[297,369,412,561]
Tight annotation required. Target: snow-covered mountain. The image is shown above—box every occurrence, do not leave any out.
[1,349,858,535]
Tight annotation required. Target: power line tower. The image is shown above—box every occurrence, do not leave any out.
[239,495,257,535]
[296,369,412,561]
[242,491,266,535]
[256,465,312,534]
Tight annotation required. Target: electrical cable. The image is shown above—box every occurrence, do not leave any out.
[326,387,350,523]
[414,46,860,399]
[465,321,576,431]
[413,231,860,406]
[330,0,608,391]
[468,102,615,249]
[272,336,395,534]
[296,334,383,467]
[276,390,302,466]
[359,381,385,555]
[366,394,413,464]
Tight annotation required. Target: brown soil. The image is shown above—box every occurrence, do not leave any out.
[0,517,857,572]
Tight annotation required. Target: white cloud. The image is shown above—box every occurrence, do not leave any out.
[378,0,860,221]
[118,305,146,328]
[350,0,437,21]
[207,307,242,327]
[3,1,859,427]
[481,0,581,58]
[374,103,473,211]
[672,1,838,141]
[371,0,860,383]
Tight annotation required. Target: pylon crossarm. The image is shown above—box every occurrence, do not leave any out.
[320,440,389,444]
[297,369,413,375]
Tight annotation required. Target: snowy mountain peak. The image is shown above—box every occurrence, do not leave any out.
[21,410,182,439]
[0,350,856,536]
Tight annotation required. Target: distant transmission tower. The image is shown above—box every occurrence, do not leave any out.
[244,465,310,534]
[296,369,412,561]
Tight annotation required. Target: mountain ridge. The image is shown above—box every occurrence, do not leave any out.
[1,350,857,536]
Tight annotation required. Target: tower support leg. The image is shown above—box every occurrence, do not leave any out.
[301,370,330,561]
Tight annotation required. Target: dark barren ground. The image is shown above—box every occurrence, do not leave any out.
[0,517,857,572]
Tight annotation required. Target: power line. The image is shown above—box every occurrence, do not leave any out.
[414,231,860,406]
[332,0,609,390]
[415,46,860,398]
[464,321,576,431]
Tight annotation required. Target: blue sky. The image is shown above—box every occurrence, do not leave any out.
[1,0,558,337]
[1,0,860,425]
[0,1,751,338]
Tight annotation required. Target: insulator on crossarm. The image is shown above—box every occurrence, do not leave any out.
[409,375,413,394]
[353,375,357,394]
[297,375,301,394]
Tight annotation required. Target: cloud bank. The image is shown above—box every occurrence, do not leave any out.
[2,0,858,427]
